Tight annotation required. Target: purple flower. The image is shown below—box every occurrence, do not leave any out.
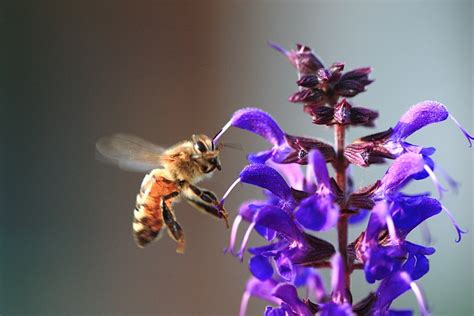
[352,201,437,283]
[213,107,335,164]
[345,101,474,167]
[371,268,430,316]
[294,150,339,231]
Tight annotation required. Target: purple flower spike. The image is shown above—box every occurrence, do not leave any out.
[214,42,468,316]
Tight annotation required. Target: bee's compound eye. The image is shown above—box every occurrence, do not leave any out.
[195,141,207,153]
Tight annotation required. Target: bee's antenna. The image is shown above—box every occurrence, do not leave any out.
[212,120,233,146]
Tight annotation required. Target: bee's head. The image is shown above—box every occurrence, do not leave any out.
[191,134,222,173]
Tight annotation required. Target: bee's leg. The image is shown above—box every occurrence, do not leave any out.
[161,193,185,253]
[184,184,230,228]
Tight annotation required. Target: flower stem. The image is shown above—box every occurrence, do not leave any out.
[334,124,351,295]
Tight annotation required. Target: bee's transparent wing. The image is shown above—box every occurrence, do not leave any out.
[96,134,166,172]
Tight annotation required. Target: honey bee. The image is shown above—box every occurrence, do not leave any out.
[96,133,229,253]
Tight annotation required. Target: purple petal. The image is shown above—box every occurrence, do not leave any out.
[365,201,388,241]
[294,195,339,231]
[248,241,289,257]
[248,150,275,164]
[267,161,305,190]
[305,270,327,301]
[272,283,313,316]
[319,303,354,316]
[392,101,448,140]
[373,265,430,316]
[231,108,285,146]
[275,253,295,281]
[240,164,293,202]
[240,277,281,316]
[349,209,369,224]
[380,153,426,193]
[372,271,411,312]
[330,253,347,304]
[255,205,303,242]
[264,306,287,316]
[238,201,264,222]
[249,255,274,281]
[364,246,403,283]
[394,195,442,237]
[308,149,330,188]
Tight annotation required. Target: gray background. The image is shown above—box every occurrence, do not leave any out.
[3,0,473,315]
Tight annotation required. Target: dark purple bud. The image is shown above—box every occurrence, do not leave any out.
[283,134,336,164]
[304,105,334,125]
[350,107,379,126]
[289,88,325,104]
[317,68,331,82]
[339,66,372,82]
[348,180,381,210]
[297,75,319,88]
[334,99,352,124]
[330,62,345,74]
[269,42,325,75]
[290,234,336,266]
[344,128,395,167]
[334,80,366,97]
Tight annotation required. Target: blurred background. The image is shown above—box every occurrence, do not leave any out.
[3,0,473,315]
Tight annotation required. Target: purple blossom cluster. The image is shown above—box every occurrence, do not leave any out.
[213,43,473,315]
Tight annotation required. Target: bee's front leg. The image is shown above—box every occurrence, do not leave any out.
[183,183,230,228]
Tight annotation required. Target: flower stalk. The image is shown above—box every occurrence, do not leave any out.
[334,124,351,293]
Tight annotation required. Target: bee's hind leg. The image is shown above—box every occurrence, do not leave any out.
[162,200,185,254]
[184,184,230,228]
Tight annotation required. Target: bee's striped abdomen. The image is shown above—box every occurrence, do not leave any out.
[133,170,179,247]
